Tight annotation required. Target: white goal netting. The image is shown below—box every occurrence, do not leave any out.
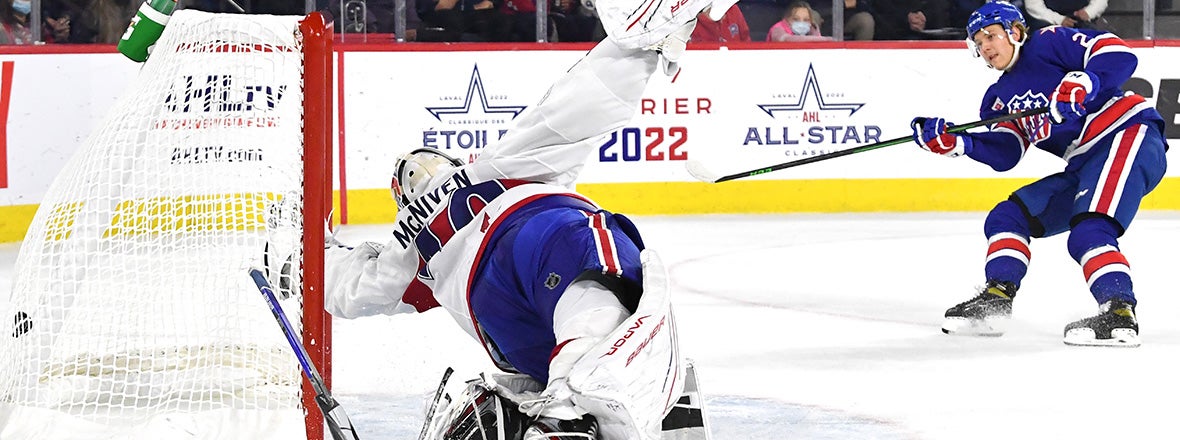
[0,10,329,439]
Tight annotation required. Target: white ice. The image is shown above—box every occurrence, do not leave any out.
[4,212,1180,439]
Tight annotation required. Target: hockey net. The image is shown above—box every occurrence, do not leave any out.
[0,10,333,440]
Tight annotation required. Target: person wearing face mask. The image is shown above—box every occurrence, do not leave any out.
[767,1,833,42]
[0,0,35,44]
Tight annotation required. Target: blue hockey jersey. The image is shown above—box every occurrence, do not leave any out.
[968,26,1165,171]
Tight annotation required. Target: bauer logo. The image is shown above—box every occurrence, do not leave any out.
[748,64,881,155]
[421,65,527,157]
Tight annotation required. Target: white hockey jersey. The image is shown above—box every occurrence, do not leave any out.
[323,38,660,344]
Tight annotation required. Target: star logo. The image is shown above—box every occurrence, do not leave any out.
[757,64,865,118]
[1039,25,1062,35]
[1006,90,1048,111]
[425,65,528,122]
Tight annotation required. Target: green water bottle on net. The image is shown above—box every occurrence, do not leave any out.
[117,0,178,62]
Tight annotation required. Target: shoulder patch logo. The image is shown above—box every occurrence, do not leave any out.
[544,273,562,290]
[992,98,1005,112]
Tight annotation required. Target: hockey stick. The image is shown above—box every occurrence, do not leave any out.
[416,367,455,440]
[248,268,362,440]
[685,107,1049,183]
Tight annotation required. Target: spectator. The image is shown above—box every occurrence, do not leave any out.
[332,0,377,33]
[948,0,986,29]
[767,1,833,41]
[872,0,953,39]
[0,0,34,44]
[1023,0,1107,29]
[689,3,750,42]
[501,0,602,41]
[41,0,82,43]
[323,0,422,38]
[843,0,876,40]
[71,0,136,43]
[417,0,512,41]
[550,0,603,41]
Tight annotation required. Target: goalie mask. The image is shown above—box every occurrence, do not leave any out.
[431,381,529,440]
[391,148,464,209]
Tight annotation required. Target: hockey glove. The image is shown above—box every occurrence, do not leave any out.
[1049,71,1100,125]
[911,117,973,157]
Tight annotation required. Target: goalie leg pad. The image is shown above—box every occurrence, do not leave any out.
[563,250,686,440]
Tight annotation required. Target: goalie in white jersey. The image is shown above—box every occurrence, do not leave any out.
[320,1,733,437]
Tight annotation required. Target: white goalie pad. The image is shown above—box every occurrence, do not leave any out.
[564,250,686,440]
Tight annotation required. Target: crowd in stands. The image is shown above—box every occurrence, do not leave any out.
[0,0,1135,45]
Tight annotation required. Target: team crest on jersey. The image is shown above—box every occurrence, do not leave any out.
[1006,90,1052,143]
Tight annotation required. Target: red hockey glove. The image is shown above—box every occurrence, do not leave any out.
[1049,71,1100,125]
[911,117,973,157]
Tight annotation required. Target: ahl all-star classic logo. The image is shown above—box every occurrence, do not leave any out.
[422,65,527,160]
[748,64,881,157]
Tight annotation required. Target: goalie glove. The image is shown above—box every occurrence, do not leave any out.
[911,117,973,157]
[1049,71,1100,125]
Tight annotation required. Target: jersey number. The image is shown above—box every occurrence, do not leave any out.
[414,180,526,269]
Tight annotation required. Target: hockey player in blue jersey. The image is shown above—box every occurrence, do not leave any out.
[910,1,1167,347]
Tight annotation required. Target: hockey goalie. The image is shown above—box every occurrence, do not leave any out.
[317,0,732,438]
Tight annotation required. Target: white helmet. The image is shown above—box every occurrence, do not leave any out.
[391,148,464,208]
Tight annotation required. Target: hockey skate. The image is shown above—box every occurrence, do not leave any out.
[524,415,599,439]
[1063,299,1140,347]
[941,280,1016,336]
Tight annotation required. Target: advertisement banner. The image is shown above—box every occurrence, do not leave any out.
[343,46,1180,191]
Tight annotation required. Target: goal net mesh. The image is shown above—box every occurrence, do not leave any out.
[0,10,322,439]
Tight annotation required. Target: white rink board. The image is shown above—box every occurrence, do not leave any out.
[0,54,138,205]
[341,46,1180,188]
[1,46,1178,208]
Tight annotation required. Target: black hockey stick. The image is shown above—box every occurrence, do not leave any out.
[685,107,1049,183]
[249,268,362,440]
[417,367,455,440]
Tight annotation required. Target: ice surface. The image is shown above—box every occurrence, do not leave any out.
[5,213,1180,439]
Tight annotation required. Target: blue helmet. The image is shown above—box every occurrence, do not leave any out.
[966,1,1026,39]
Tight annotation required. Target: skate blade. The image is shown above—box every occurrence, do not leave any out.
[941,317,1006,337]
[1063,328,1141,347]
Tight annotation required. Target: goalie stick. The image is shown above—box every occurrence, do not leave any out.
[686,107,1049,183]
[417,367,455,440]
[248,268,362,440]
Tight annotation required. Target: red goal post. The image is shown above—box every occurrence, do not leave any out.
[300,11,335,440]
